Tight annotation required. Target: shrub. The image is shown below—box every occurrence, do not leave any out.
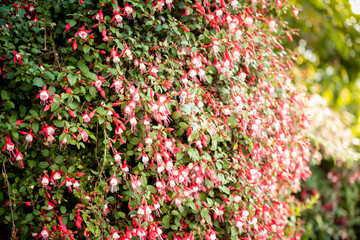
[0,0,310,239]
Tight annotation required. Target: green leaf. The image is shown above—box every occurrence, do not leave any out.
[55,155,64,164]
[28,160,36,169]
[83,45,91,54]
[89,86,97,97]
[155,25,162,31]
[138,162,144,171]
[53,120,64,128]
[43,71,55,81]
[162,215,171,228]
[3,101,15,110]
[126,150,134,156]
[68,74,77,86]
[51,102,60,111]
[1,90,10,100]
[33,78,44,87]
[130,137,140,145]
[32,122,39,133]
[200,208,208,218]
[60,206,66,214]
[68,165,75,173]
[25,213,34,222]
[78,60,97,81]
[38,161,49,169]
[33,210,41,216]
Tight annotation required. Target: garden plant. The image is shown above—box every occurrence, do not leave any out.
[0,0,311,239]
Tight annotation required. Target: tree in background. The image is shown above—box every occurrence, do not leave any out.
[0,0,310,239]
[287,1,360,239]
[289,0,360,136]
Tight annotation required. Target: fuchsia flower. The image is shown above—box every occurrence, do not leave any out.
[92,9,104,22]
[89,76,106,98]
[38,225,50,240]
[59,175,73,192]
[112,76,124,95]
[128,115,138,133]
[123,3,135,19]
[78,128,89,142]
[46,199,56,210]
[204,229,219,240]
[39,173,51,189]
[13,149,24,168]
[39,123,57,145]
[65,24,71,32]
[292,5,301,19]
[229,0,239,9]
[108,173,121,193]
[2,135,15,158]
[19,129,37,148]
[110,229,121,240]
[148,222,164,239]
[50,170,63,184]
[111,11,124,25]
[110,47,120,63]
[165,0,174,10]
[213,205,225,222]
[147,64,160,77]
[81,109,96,124]
[58,217,72,239]
[36,85,52,106]
[113,151,124,164]
[137,201,152,221]
[136,58,147,74]
[130,174,142,193]
[120,44,133,60]
[75,25,92,40]
[13,51,23,64]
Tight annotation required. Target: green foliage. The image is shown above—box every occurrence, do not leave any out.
[289,0,360,135]
[300,159,360,240]
[0,0,311,239]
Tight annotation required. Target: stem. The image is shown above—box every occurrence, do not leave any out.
[94,121,100,166]
[94,126,108,211]
[95,127,108,187]
[2,162,16,236]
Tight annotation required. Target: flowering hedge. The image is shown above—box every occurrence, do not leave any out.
[0,0,311,239]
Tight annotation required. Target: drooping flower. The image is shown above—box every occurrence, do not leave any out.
[108,173,121,193]
[2,135,15,158]
[36,85,52,106]
[123,3,135,19]
[75,25,92,40]
[13,149,24,168]
[39,225,50,240]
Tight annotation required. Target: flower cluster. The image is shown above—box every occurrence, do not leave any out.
[0,0,310,239]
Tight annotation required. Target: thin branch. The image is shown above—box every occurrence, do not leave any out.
[2,161,15,235]
[94,121,100,166]
[49,30,60,70]
[94,126,108,211]
[95,127,108,188]
[43,27,47,51]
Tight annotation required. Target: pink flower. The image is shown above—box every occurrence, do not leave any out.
[39,225,50,240]
[75,25,92,40]
[2,135,15,158]
[39,173,51,189]
[78,128,89,142]
[13,51,23,64]
[123,3,135,19]
[13,149,24,168]
[36,85,52,105]
[108,173,121,193]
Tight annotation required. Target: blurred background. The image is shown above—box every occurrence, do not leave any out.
[288,0,360,239]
